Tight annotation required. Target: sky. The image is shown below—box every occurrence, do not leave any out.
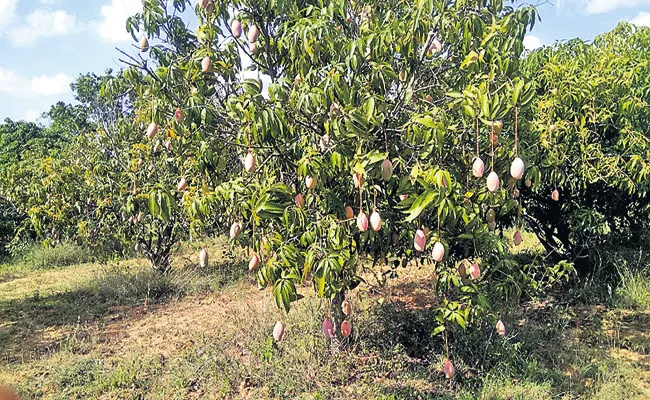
[0,0,649,123]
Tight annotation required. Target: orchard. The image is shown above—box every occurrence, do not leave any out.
[1,0,650,390]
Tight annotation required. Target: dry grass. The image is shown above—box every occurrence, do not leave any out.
[0,236,649,399]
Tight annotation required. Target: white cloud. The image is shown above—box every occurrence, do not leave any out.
[0,0,16,26]
[24,109,42,122]
[0,67,22,94]
[631,11,650,27]
[523,35,543,51]
[31,73,71,96]
[97,0,142,43]
[8,9,81,46]
[0,67,71,97]
[586,0,650,14]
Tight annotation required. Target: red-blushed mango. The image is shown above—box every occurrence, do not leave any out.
[444,358,455,379]
[370,211,382,231]
[425,94,433,103]
[201,56,211,73]
[510,157,525,180]
[273,321,284,342]
[496,320,506,336]
[341,320,351,338]
[414,229,427,252]
[429,38,442,54]
[342,299,352,316]
[353,172,363,188]
[295,193,305,209]
[177,177,187,191]
[432,242,445,262]
[552,189,560,201]
[305,175,315,190]
[487,171,500,192]
[345,206,354,220]
[248,25,260,43]
[399,194,409,201]
[472,157,485,178]
[244,150,255,173]
[322,318,334,338]
[357,212,369,232]
[381,159,393,181]
[513,230,523,246]
[231,19,242,38]
[146,122,158,139]
[174,106,184,123]
[249,254,260,271]
[229,222,241,239]
[199,248,208,268]
[469,262,481,280]
[200,0,211,8]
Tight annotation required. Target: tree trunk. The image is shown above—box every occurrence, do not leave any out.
[329,290,346,354]
[142,221,175,275]
[149,249,171,274]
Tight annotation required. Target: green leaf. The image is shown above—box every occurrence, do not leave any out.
[432,325,446,336]
[405,190,437,222]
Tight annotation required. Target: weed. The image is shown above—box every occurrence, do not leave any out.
[616,264,650,310]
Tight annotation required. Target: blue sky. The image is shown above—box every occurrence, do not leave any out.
[0,0,649,123]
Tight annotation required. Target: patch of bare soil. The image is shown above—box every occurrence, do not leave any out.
[95,283,271,358]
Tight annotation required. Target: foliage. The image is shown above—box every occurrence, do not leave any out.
[520,23,650,275]
[0,118,74,259]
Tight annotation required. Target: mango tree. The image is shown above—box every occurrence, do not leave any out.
[124,0,539,357]
[520,23,650,276]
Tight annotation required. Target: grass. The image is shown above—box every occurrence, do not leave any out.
[616,260,650,310]
[3,241,95,271]
[0,234,649,399]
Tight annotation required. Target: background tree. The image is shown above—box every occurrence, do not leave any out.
[0,118,74,258]
[520,23,650,276]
